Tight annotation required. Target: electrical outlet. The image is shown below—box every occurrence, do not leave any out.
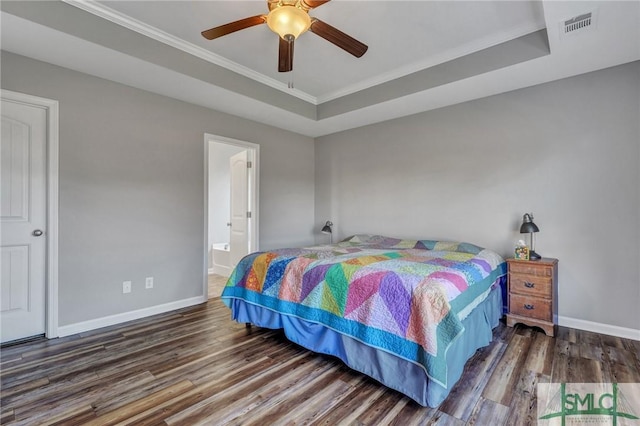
[145,276,154,289]
[123,281,132,294]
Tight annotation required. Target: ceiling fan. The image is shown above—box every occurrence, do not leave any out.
[201,0,368,73]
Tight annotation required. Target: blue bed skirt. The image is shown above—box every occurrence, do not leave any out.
[226,285,503,407]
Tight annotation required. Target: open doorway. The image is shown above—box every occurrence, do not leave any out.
[204,134,259,298]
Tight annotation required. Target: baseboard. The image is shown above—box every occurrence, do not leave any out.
[558,315,640,341]
[57,296,207,338]
[54,302,640,341]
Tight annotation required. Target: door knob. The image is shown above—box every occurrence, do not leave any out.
[227,222,232,227]
[32,229,44,237]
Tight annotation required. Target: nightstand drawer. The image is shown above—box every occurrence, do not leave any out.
[509,273,552,298]
[509,294,552,321]
[508,261,553,277]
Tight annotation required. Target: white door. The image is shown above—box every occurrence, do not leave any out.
[1,99,48,343]
[229,151,249,268]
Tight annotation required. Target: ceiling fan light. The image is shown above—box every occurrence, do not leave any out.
[266,5,311,39]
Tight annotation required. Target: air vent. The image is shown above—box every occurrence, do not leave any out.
[561,11,597,37]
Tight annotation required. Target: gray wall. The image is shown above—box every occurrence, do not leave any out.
[3,48,638,333]
[315,62,640,331]
[1,51,315,327]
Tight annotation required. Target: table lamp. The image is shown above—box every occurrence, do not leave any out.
[321,221,333,244]
[520,213,541,260]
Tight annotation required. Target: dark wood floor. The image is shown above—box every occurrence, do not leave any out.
[2,298,639,425]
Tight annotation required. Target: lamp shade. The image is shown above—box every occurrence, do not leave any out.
[520,213,539,233]
[321,221,333,234]
[266,6,311,39]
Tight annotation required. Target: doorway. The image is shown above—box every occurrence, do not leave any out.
[204,134,259,298]
[1,90,59,343]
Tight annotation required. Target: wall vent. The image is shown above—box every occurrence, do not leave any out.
[561,11,596,37]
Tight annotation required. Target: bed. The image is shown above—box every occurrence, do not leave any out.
[220,234,507,407]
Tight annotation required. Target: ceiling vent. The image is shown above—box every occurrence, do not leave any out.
[561,11,597,37]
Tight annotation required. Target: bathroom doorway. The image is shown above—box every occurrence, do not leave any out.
[204,134,259,297]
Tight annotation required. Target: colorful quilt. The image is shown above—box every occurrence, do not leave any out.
[221,234,506,387]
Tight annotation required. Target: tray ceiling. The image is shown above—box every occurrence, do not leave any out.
[1,1,638,137]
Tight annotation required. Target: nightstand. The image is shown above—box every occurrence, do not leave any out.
[506,258,558,336]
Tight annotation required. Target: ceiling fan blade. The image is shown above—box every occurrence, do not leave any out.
[201,15,266,40]
[278,36,294,72]
[310,19,368,58]
[301,0,331,10]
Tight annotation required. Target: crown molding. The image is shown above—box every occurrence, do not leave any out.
[316,22,547,104]
[61,0,318,105]
[60,1,545,108]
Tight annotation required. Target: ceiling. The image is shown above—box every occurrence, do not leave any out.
[98,0,546,101]
[1,1,639,137]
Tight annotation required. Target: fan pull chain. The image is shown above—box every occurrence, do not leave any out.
[287,70,294,89]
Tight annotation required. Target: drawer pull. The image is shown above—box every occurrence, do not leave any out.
[524,304,535,310]
[524,282,535,288]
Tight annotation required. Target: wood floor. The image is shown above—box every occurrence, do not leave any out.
[1,298,639,425]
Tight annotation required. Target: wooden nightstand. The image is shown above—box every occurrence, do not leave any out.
[506,258,558,336]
